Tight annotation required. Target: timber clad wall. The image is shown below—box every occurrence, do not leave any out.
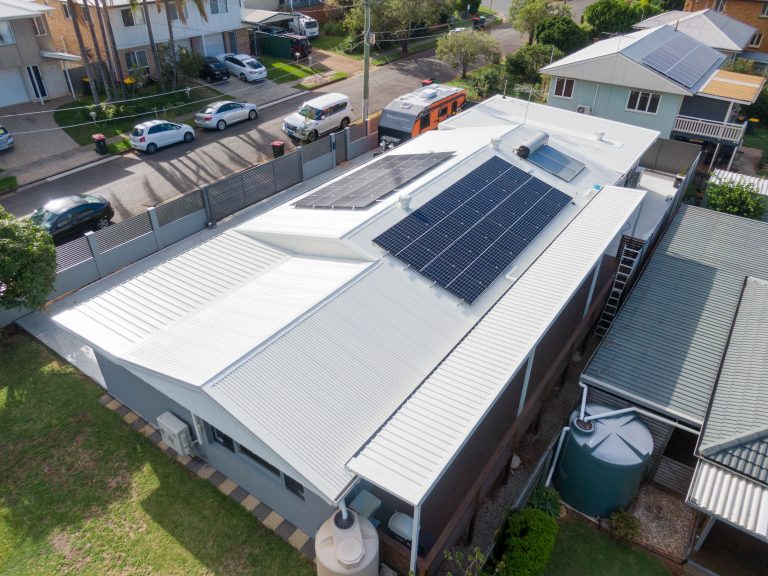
[685,0,768,53]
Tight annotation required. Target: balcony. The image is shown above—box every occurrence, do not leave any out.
[673,115,747,144]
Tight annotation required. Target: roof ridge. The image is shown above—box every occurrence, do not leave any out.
[701,427,768,457]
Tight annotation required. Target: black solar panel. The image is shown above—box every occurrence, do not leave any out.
[528,145,585,182]
[374,156,571,303]
[641,35,720,89]
[293,152,454,209]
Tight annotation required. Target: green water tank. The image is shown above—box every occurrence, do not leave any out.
[554,403,653,518]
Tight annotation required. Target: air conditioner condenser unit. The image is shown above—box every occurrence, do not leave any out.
[157,411,193,456]
[576,105,592,115]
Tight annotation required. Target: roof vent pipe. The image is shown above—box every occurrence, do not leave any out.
[490,137,502,150]
[595,131,605,142]
[398,193,412,210]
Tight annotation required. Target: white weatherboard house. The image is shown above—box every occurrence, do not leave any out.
[55,97,686,575]
[541,25,765,170]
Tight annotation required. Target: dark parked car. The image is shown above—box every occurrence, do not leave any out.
[200,56,230,83]
[29,194,114,244]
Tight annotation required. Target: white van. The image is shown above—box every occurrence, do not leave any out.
[289,13,319,38]
[282,93,351,142]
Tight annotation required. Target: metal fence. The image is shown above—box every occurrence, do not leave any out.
[639,138,701,176]
[0,123,380,328]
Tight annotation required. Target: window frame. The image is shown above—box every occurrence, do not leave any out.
[62,3,72,19]
[713,0,726,13]
[553,77,574,99]
[210,0,228,15]
[211,425,235,451]
[121,7,145,27]
[168,3,187,21]
[762,2,768,18]
[238,444,281,477]
[284,474,305,500]
[626,89,661,115]
[125,49,149,73]
[0,21,15,46]
[32,16,47,36]
[749,32,764,48]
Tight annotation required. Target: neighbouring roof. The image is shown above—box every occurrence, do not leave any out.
[698,69,765,104]
[0,0,51,19]
[241,8,292,25]
[688,460,768,542]
[582,206,768,426]
[634,9,756,52]
[541,25,725,97]
[56,102,659,506]
[699,277,768,485]
[711,169,768,197]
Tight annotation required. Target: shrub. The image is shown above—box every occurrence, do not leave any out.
[609,509,640,542]
[497,508,558,576]
[470,65,502,98]
[506,44,562,83]
[324,21,344,36]
[527,485,561,518]
[706,180,768,220]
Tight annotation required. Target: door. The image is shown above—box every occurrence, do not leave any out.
[40,61,69,98]
[167,123,183,144]
[26,65,48,100]
[228,103,247,122]
[0,68,30,106]
[203,33,225,58]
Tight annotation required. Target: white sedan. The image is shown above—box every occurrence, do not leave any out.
[217,53,268,82]
[130,120,195,154]
[194,101,259,131]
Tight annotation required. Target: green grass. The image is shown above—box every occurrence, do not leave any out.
[311,34,354,53]
[297,71,349,90]
[0,175,17,192]
[54,84,222,146]
[106,138,132,155]
[372,35,445,65]
[0,330,315,576]
[742,124,768,159]
[542,516,673,576]
[259,55,316,84]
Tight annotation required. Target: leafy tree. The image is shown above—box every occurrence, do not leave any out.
[452,0,481,15]
[534,16,589,54]
[470,65,503,97]
[583,0,662,36]
[437,30,501,78]
[0,207,56,311]
[506,44,562,83]
[509,0,570,45]
[706,180,768,220]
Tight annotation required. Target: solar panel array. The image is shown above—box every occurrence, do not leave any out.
[641,35,720,89]
[293,152,454,209]
[528,145,585,182]
[374,156,571,303]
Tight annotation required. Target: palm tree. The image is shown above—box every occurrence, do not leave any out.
[80,0,112,101]
[158,0,208,90]
[93,0,124,98]
[100,1,124,96]
[66,0,99,104]
[129,0,164,91]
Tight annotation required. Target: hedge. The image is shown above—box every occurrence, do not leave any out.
[497,508,558,576]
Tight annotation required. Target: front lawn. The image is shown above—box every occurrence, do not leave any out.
[311,34,360,56]
[742,124,768,161]
[543,516,674,576]
[0,329,314,576]
[0,175,17,192]
[54,84,222,146]
[259,55,316,84]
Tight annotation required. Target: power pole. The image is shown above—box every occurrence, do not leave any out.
[362,0,371,133]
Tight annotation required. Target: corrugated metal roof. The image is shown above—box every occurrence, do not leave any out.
[711,169,768,197]
[699,70,765,104]
[583,206,768,425]
[0,0,51,19]
[699,277,768,484]
[206,262,479,502]
[688,460,768,541]
[634,10,756,52]
[439,96,660,176]
[348,186,646,505]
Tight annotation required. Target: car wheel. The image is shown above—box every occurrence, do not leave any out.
[95,216,110,230]
[184,131,194,143]
[248,109,258,120]
[216,120,227,131]
[240,73,247,82]
[307,130,318,142]
[340,117,350,130]
[206,75,213,83]
[146,143,158,154]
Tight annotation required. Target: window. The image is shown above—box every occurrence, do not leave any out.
[168,3,187,21]
[554,77,574,98]
[211,426,235,451]
[210,0,228,14]
[121,7,145,27]
[62,3,71,19]
[713,0,725,13]
[33,16,46,36]
[451,100,458,114]
[419,114,430,130]
[284,474,305,500]
[750,32,764,48]
[626,90,660,114]
[125,49,149,73]
[239,445,281,476]
[437,106,448,119]
[762,2,768,17]
[0,21,14,45]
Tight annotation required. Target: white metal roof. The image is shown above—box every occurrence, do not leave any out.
[348,186,647,505]
[688,460,768,542]
[0,0,51,19]
[634,10,755,52]
[711,169,768,197]
[440,96,660,176]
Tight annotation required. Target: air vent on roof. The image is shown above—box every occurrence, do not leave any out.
[420,88,438,99]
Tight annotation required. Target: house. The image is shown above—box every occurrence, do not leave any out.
[41,0,250,80]
[53,97,695,575]
[541,25,765,170]
[633,9,756,56]
[0,0,79,107]
[685,0,768,67]
[580,205,768,576]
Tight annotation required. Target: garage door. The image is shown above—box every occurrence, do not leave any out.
[203,33,226,58]
[0,68,30,107]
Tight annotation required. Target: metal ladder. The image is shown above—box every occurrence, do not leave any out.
[594,242,643,338]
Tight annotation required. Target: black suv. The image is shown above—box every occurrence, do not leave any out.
[200,57,230,83]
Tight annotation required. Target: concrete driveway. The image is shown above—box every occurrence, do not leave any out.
[0,96,80,174]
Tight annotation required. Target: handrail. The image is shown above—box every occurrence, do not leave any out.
[673,115,746,143]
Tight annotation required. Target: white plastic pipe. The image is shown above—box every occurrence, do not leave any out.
[579,382,588,420]
[409,504,421,575]
[545,426,570,487]
[339,498,349,521]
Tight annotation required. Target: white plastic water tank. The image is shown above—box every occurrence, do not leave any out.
[315,511,379,576]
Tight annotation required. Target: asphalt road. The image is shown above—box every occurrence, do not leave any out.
[1,56,455,221]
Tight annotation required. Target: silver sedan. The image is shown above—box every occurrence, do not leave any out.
[194,100,259,131]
